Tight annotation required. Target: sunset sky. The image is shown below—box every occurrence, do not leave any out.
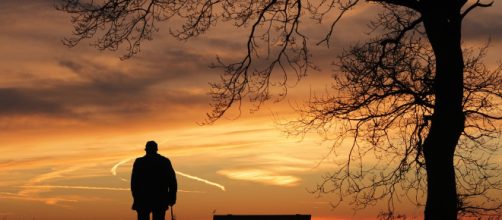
[1,1,502,220]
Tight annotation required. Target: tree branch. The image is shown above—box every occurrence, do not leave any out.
[461,0,494,19]
[367,0,421,12]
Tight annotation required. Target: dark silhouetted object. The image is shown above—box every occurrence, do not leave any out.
[132,140,177,220]
[213,215,311,220]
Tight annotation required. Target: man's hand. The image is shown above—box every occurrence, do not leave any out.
[168,196,176,206]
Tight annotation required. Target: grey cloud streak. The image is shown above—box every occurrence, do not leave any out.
[0,88,67,115]
[0,58,209,118]
[0,85,207,118]
[463,9,502,42]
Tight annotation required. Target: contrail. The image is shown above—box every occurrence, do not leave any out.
[111,158,133,176]
[111,158,226,191]
[19,185,200,193]
[21,185,130,191]
[111,158,133,182]
[175,171,226,191]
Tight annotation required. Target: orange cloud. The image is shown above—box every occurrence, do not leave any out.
[217,169,301,187]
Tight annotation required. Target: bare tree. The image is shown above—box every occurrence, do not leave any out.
[288,37,502,219]
[57,0,501,219]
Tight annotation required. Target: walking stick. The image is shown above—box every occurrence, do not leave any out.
[170,205,175,220]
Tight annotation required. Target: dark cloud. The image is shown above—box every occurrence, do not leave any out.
[463,12,502,42]
[58,59,162,94]
[0,83,207,118]
[0,88,66,115]
[137,46,221,81]
[0,59,209,118]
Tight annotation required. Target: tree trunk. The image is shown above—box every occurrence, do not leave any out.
[421,3,465,220]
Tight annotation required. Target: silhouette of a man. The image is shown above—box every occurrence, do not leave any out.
[131,141,177,220]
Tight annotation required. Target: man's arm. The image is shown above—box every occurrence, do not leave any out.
[167,159,177,205]
[131,159,139,199]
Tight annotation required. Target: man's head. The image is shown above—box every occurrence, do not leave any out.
[145,140,158,154]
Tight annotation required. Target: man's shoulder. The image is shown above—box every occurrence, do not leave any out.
[134,156,152,164]
[135,156,146,161]
[137,154,171,162]
[158,154,171,163]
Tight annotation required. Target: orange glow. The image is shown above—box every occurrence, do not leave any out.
[1,1,501,220]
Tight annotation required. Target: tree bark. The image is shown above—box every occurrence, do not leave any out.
[421,2,465,220]
[421,4,465,220]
